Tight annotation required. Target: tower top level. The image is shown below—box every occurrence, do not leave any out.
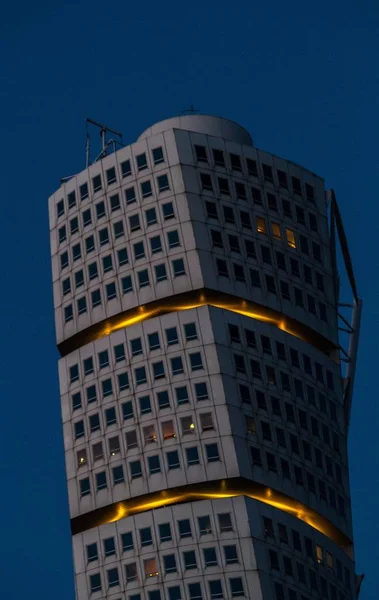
[137,114,254,146]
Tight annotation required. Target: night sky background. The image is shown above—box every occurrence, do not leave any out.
[0,1,377,598]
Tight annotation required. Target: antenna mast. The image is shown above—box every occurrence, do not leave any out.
[85,118,124,167]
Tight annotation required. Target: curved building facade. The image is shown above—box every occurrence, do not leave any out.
[49,115,361,600]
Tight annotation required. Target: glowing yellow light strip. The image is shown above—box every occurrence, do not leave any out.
[71,478,351,552]
[59,289,336,358]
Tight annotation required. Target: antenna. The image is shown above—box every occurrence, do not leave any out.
[85,118,124,167]
[182,104,199,115]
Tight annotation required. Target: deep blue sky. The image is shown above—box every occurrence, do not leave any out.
[0,1,377,598]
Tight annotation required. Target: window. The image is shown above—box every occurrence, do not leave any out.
[195,144,208,162]
[216,259,229,277]
[121,159,131,177]
[183,549,197,569]
[155,263,167,282]
[176,385,189,405]
[246,157,258,176]
[82,208,91,226]
[168,588,181,600]
[229,235,240,252]
[262,163,273,181]
[150,235,162,254]
[87,542,98,563]
[57,200,64,219]
[213,148,225,166]
[286,228,296,248]
[105,407,117,426]
[230,577,244,597]
[138,269,150,288]
[178,519,192,538]
[80,182,89,200]
[125,430,138,450]
[195,381,208,400]
[173,258,185,276]
[88,262,98,280]
[102,255,113,273]
[223,205,234,223]
[141,180,152,198]
[103,537,116,557]
[99,227,109,246]
[270,222,281,241]
[73,243,82,261]
[162,420,176,440]
[64,304,73,323]
[162,201,175,220]
[148,332,160,350]
[188,583,202,600]
[159,522,172,542]
[267,192,277,211]
[105,282,116,300]
[200,412,214,431]
[186,446,200,465]
[121,276,133,294]
[146,207,157,225]
[219,177,230,195]
[224,544,238,564]
[130,460,142,479]
[206,444,220,462]
[125,562,137,582]
[171,356,184,375]
[190,352,203,371]
[135,366,147,385]
[92,174,102,193]
[181,415,195,434]
[200,172,213,191]
[60,252,68,269]
[148,455,161,474]
[230,152,242,171]
[96,201,106,219]
[164,554,177,573]
[240,210,251,228]
[236,181,247,200]
[256,216,266,234]
[113,220,124,239]
[206,201,218,219]
[58,225,67,244]
[269,549,280,570]
[89,573,101,593]
[209,580,223,599]
[157,174,170,192]
[252,187,262,204]
[134,241,145,260]
[153,361,165,380]
[139,395,151,414]
[80,477,90,497]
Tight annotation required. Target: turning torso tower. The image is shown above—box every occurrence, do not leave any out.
[49,115,362,600]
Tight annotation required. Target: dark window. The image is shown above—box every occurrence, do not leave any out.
[277,169,288,188]
[162,202,175,220]
[136,153,148,171]
[194,145,208,162]
[125,186,136,205]
[152,147,164,164]
[200,172,213,190]
[219,177,230,195]
[230,153,242,171]
[80,182,88,200]
[157,174,170,192]
[121,159,131,177]
[262,164,273,181]
[206,201,218,219]
[141,180,152,198]
[92,174,102,193]
[213,148,225,166]
[246,158,258,176]
[292,176,302,195]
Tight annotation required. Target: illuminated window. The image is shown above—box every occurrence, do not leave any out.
[286,228,296,248]
[77,449,87,467]
[144,557,158,577]
[143,425,157,444]
[256,216,266,234]
[181,416,195,435]
[162,420,176,440]
[271,222,281,241]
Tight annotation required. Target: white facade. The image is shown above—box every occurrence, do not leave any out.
[49,115,358,600]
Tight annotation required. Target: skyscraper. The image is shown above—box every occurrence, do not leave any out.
[49,115,362,600]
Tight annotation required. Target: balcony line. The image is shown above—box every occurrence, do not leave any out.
[71,477,352,554]
[58,288,337,358]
